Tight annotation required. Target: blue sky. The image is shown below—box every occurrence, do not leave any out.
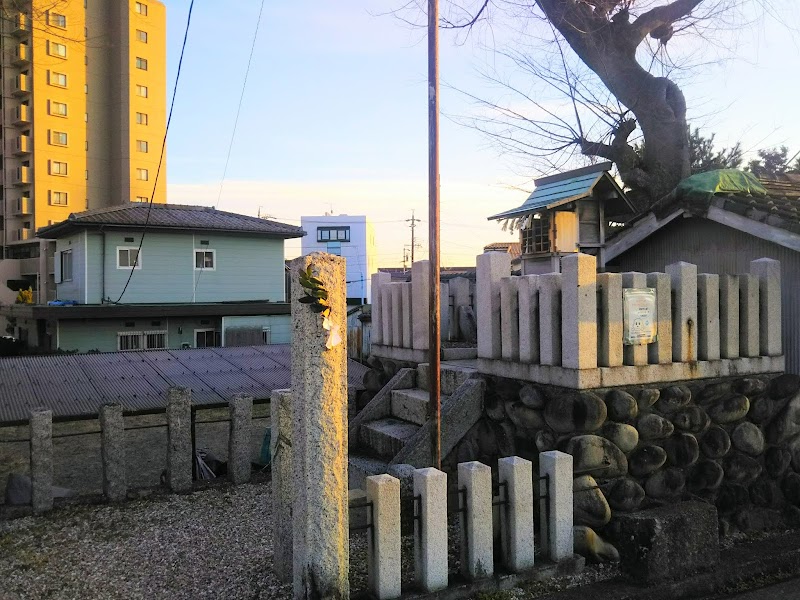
[162,1,800,266]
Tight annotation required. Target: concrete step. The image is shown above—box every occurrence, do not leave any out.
[359,417,420,460]
[390,388,451,425]
[417,362,478,395]
[348,454,389,490]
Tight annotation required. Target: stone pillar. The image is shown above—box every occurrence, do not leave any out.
[440,282,450,342]
[401,283,413,348]
[99,403,126,502]
[597,273,623,367]
[720,274,740,359]
[411,260,431,351]
[166,387,192,493]
[697,274,721,361]
[477,252,510,359]
[458,461,494,579]
[539,450,573,561]
[751,258,782,356]
[228,393,253,485]
[414,467,448,592]
[498,456,535,573]
[647,272,673,365]
[271,389,293,583]
[500,277,521,361]
[561,253,597,369]
[29,408,53,513]
[621,272,648,366]
[666,261,698,363]
[381,285,394,347]
[390,283,403,348]
[371,272,391,345]
[518,275,540,364]
[367,474,401,600]
[290,253,349,600]
[450,277,471,339]
[538,273,562,366]
[739,274,760,358]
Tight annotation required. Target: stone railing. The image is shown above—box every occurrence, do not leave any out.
[477,252,784,388]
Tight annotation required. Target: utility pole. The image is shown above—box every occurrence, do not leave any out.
[406,210,421,264]
[427,0,441,470]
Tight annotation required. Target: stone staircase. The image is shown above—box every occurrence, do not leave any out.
[349,362,483,488]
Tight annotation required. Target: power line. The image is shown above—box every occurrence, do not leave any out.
[115,0,195,303]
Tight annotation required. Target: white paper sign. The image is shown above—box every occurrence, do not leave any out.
[623,288,657,345]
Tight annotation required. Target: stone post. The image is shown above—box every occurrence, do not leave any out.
[500,277,521,361]
[228,393,253,485]
[666,261,698,363]
[449,277,471,339]
[290,253,349,600]
[412,260,431,351]
[367,474,401,600]
[739,274,760,358]
[518,275,540,364]
[538,273,562,366]
[697,274,721,361]
[621,272,648,366]
[414,468,448,592]
[390,283,403,348]
[29,408,53,513]
[720,274,740,359]
[401,282,413,348]
[539,451,573,561]
[751,258,782,356]
[477,252,510,359]
[381,285,394,347]
[458,461,494,579]
[271,389,293,583]
[440,282,450,342]
[561,253,597,369]
[371,272,391,345]
[498,456,535,572]
[647,272,672,365]
[99,403,126,502]
[166,387,192,493]
[597,273,623,367]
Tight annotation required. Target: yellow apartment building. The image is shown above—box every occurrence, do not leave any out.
[0,0,166,307]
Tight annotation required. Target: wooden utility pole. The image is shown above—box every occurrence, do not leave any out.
[427,0,441,469]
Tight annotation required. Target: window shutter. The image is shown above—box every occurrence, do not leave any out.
[54,251,62,283]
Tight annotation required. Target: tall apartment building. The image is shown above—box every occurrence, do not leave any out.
[0,0,166,303]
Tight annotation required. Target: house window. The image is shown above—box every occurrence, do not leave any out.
[49,101,68,117]
[118,332,142,351]
[49,13,67,28]
[317,226,350,242]
[195,329,221,348]
[117,247,141,269]
[136,140,148,153]
[144,330,167,349]
[135,2,148,16]
[49,161,68,176]
[60,249,73,281]
[49,71,67,87]
[136,112,148,125]
[117,330,166,351]
[50,191,68,206]
[134,195,149,202]
[521,213,551,254]
[135,84,148,98]
[136,29,148,42]
[326,242,342,256]
[194,249,215,270]
[135,57,148,70]
[136,168,149,181]
[49,130,68,146]
[262,327,272,345]
[48,41,67,58]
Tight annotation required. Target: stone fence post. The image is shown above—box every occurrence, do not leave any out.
[367,474,401,600]
[166,387,192,493]
[539,450,573,561]
[371,271,391,346]
[666,261,698,363]
[271,389,293,583]
[100,403,126,502]
[459,461,494,580]
[562,253,597,369]
[477,252,510,359]
[30,408,53,513]
[498,456,535,572]
[751,258,781,356]
[412,260,431,351]
[228,393,253,485]
[413,467,448,592]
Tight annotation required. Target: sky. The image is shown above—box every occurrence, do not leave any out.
[161,0,800,267]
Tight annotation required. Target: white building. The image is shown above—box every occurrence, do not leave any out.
[300,215,377,303]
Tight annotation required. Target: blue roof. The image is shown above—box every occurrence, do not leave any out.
[488,163,622,221]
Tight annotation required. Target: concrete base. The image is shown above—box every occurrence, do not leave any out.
[373,344,429,364]
[476,356,785,389]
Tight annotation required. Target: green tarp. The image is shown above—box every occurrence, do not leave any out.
[673,169,768,204]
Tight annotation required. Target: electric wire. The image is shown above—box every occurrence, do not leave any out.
[115,0,195,303]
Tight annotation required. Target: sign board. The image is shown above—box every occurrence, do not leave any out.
[623,288,657,345]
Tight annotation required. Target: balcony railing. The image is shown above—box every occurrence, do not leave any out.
[13,14,28,37]
[13,74,30,96]
[11,104,30,125]
[13,166,30,186]
[14,195,32,215]
[12,43,29,65]
[14,134,30,155]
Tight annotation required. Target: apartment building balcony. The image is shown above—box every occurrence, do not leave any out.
[13,134,30,155]
[12,43,29,66]
[13,166,31,186]
[11,104,30,126]
[13,228,32,242]
[19,257,38,275]
[13,74,30,96]
[13,14,28,37]
[13,195,32,216]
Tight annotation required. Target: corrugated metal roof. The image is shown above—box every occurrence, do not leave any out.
[0,345,368,424]
[37,203,305,239]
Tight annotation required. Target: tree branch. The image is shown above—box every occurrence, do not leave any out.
[631,0,706,43]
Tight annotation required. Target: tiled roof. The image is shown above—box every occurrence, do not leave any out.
[38,203,305,239]
[0,345,368,424]
[483,242,522,260]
